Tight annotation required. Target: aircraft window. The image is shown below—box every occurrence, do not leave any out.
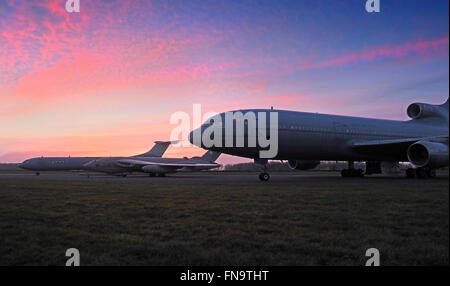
[201,120,213,127]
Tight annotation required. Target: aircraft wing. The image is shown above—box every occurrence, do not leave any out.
[352,135,449,148]
[352,135,448,160]
[115,158,219,170]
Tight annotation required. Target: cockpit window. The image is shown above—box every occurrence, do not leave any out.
[201,119,214,127]
[201,117,223,127]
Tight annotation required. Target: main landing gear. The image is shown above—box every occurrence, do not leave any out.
[341,161,364,178]
[148,173,166,177]
[406,167,436,179]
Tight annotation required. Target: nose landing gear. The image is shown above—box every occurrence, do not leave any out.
[255,158,270,181]
[259,172,270,181]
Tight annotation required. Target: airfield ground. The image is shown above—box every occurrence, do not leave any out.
[0,170,448,266]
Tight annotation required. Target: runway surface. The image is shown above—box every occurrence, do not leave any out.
[0,171,448,183]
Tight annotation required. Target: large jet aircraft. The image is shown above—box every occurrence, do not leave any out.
[82,150,221,176]
[19,141,175,175]
[189,97,449,181]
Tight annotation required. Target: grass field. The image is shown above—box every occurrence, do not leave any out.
[0,173,448,266]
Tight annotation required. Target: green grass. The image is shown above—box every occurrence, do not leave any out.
[0,176,448,266]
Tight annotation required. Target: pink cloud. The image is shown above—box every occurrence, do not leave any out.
[311,36,449,69]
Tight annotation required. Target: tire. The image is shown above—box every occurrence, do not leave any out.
[341,169,349,177]
[416,168,428,179]
[259,173,270,181]
[427,169,436,178]
[406,168,415,178]
[357,169,364,177]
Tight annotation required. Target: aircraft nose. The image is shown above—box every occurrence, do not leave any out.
[83,160,95,169]
[18,161,28,169]
[188,128,202,146]
[188,130,193,144]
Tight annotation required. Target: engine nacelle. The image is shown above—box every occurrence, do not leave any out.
[141,165,170,173]
[407,141,449,168]
[407,103,448,120]
[287,160,320,170]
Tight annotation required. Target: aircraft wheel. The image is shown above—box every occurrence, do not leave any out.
[259,172,270,181]
[427,169,436,178]
[356,169,365,177]
[158,173,166,177]
[341,169,364,178]
[148,173,156,177]
[416,168,428,179]
[406,168,416,178]
[36,172,40,176]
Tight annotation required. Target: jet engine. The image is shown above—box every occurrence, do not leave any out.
[407,102,448,120]
[407,140,449,168]
[287,160,320,170]
[141,165,171,173]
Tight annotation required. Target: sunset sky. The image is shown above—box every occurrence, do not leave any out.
[0,0,448,164]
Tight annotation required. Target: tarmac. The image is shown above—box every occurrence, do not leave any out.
[0,171,448,183]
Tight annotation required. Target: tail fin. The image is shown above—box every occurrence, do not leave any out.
[200,151,221,162]
[134,141,178,157]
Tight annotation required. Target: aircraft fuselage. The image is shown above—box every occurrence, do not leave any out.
[191,109,448,162]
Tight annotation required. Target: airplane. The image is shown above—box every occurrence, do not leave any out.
[189,97,449,181]
[18,141,175,175]
[82,150,221,176]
